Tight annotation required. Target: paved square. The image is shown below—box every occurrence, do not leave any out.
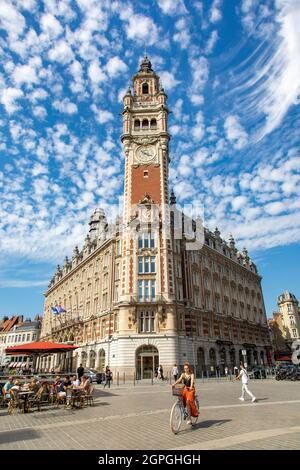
[0,379,299,450]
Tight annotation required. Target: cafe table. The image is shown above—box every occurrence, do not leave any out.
[18,390,34,413]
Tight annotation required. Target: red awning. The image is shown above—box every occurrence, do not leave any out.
[5,341,78,355]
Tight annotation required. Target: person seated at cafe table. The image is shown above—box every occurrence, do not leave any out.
[10,380,22,392]
[76,374,91,395]
[57,376,72,399]
[37,380,50,400]
[3,376,14,398]
[29,378,40,395]
[72,375,80,387]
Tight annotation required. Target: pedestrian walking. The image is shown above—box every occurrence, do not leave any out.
[103,366,112,389]
[158,364,164,381]
[235,362,256,402]
[172,364,179,382]
[234,366,239,377]
[224,366,228,379]
[77,363,84,381]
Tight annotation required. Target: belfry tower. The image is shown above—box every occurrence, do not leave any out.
[116,56,178,372]
[121,55,170,222]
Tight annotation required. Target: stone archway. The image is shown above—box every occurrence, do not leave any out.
[229,348,236,368]
[81,351,87,368]
[136,345,159,379]
[89,350,96,369]
[239,349,244,364]
[197,347,205,375]
[209,348,216,375]
[219,348,227,375]
[98,349,105,372]
[253,350,258,365]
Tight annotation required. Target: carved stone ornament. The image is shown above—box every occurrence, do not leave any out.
[139,192,155,205]
[132,136,159,146]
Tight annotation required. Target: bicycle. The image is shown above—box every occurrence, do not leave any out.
[170,384,199,434]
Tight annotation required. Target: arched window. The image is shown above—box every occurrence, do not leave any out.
[150,118,157,129]
[142,119,149,129]
[134,119,140,130]
[142,82,149,94]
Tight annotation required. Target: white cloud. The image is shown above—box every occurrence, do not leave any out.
[32,106,47,118]
[159,71,180,90]
[210,0,223,23]
[224,115,248,149]
[53,99,78,114]
[236,0,300,140]
[190,94,204,105]
[13,64,39,86]
[0,0,26,38]
[40,13,63,38]
[88,60,107,84]
[48,40,74,64]
[205,30,219,54]
[123,12,159,45]
[264,201,286,215]
[191,111,205,140]
[231,195,248,211]
[91,104,113,124]
[105,56,128,78]
[173,17,190,49]
[0,87,24,113]
[157,0,187,15]
[189,55,209,92]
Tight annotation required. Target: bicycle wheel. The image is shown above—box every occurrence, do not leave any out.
[170,401,183,434]
[190,396,199,426]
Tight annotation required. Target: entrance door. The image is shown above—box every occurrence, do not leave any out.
[136,345,159,379]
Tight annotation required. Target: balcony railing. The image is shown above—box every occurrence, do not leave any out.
[130,295,166,304]
[51,316,84,332]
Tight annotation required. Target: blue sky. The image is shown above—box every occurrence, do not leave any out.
[0,0,299,319]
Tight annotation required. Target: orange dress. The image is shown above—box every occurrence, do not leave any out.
[182,375,199,417]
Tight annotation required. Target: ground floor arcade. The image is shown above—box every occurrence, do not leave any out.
[38,335,273,378]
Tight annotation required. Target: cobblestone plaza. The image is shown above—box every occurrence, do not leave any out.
[0,380,299,450]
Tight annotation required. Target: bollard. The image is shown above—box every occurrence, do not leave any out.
[117,372,119,386]
[151,370,153,385]
[133,372,135,386]
[216,370,218,381]
[207,370,209,381]
[202,371,204,383]
[123,372,125,384]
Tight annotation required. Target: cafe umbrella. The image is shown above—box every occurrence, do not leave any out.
[5,341,79,373]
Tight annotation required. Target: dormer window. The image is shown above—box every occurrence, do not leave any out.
[142,82,149,95]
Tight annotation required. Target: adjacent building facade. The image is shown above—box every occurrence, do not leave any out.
[269,291,300,358]
[0,315,41,368]
[40,57,272,377]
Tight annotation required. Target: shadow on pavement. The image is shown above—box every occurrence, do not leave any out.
[193,419,232,430]
[95,390,119,398]
[0,428,40,444]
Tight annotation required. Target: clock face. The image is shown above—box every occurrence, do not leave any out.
[136,146,155,163]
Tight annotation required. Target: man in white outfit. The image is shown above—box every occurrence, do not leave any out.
[236,362,256,402]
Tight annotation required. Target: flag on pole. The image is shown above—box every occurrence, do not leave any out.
[57,305,66,313]
[51,306,59,314]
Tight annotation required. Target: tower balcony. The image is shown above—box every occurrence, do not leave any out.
[130,295,166,305]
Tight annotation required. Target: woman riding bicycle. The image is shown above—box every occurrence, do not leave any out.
[172,362,198,425]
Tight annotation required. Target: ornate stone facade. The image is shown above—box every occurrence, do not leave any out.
[41,57,272,377]
[269,291,300,357]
